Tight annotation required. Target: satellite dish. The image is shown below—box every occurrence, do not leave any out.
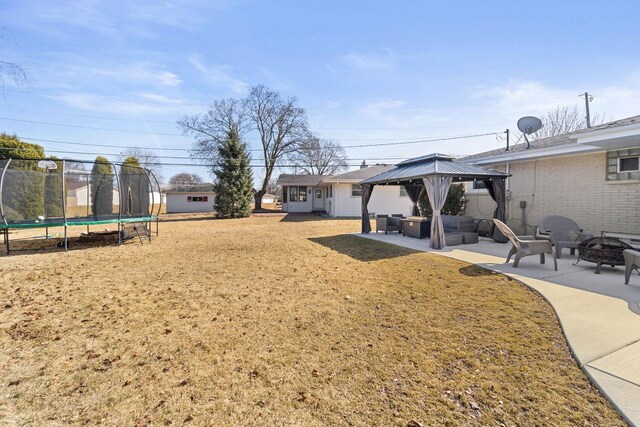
[37,160,58,171]
[517,116,543,149]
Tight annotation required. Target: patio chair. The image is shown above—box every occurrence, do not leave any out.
[376,215,402,234]
[624,249,640,285]
[493,219,557,270]
[537,215,593,259]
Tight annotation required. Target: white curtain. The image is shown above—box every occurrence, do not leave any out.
[423,175,453,249]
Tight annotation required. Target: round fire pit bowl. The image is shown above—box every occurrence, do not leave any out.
[576,237,633,274]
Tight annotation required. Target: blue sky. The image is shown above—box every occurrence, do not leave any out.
[1,0,640,182]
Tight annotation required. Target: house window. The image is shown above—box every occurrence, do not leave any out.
[282,187,287,203]
[289,186,307,202]
[187,196,208,202]
[619,156,639,172]
[472,180,487,190]
[400,187,408,197]
[314,189,322,199]
[607,149,640,180]
[351,184,362,197]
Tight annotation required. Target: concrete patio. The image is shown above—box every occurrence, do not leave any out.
[357,232,640,426]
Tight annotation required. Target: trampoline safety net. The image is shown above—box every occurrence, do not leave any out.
[0,158,161,229]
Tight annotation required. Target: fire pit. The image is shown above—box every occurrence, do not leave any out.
[576,237,633,274]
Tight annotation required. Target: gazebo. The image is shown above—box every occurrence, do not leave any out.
[359,153,510,249]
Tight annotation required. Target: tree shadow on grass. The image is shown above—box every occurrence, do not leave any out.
[458,264,500,277]
[309,234,420,261]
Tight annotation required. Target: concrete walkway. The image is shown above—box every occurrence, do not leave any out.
[357,233,640,426]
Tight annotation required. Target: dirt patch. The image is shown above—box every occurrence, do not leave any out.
[0,216,624,426]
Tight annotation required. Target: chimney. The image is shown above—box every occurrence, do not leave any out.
[360,160,368,169]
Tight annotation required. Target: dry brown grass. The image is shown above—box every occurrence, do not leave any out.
[0,216,624,426]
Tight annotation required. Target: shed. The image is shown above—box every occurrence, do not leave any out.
[164,184,216,214]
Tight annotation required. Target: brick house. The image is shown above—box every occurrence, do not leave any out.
[463,115,640,235]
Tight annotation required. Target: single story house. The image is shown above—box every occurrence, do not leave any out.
[276,164,414,217]
[262,193,277,204]
[463,114,640,235]
[164,184,216,214]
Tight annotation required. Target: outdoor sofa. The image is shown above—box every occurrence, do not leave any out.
[442,215,478,245]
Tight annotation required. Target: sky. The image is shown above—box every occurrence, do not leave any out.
[1,0,640,183]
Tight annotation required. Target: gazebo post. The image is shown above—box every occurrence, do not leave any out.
[360,184,374,233]
[423,175,453,249]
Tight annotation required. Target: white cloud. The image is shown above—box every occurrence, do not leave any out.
[94,64,182,87]
[47,92,203,116]
[340,50,395,70]
[188,56,248,95]
[472,78,640,123]
[0,0,232,40]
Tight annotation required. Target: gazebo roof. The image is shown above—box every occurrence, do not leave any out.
[360,153,509,185]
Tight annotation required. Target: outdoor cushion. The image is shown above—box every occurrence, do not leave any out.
[445,233,464,246]
[458,232,479,244]
[442,215,474,233]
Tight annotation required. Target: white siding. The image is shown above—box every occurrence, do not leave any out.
[329,183,413,217]
[282,186,315,212]
[166,192,216,213]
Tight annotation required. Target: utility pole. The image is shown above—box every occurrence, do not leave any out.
[505,129,510,151]
[580,92,594,128]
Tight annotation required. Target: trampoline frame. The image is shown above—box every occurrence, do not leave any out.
[0,157,162,255]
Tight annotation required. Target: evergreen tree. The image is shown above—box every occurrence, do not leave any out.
[418,183,467,216]
[90,156,114,217]
[0,133,46,220]
[213,129,253,218]
[120,156,150,216]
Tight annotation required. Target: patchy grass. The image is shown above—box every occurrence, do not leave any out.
[0,216,623,426]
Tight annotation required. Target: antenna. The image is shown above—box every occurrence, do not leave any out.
[517,116,543,149]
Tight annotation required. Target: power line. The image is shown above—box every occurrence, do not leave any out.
[0,116,499,142]
[0,145,415,162]
[18,131,499,152]
[0,107,504,130]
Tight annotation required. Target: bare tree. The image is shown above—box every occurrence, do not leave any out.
[0,29,29,93]
[287,134,348,175]
[531,105,608,140]
[178,98,250,166]
[168,172,203,189]
[118,147,163,182]
[179,85,309,209]
[245,85,309,209]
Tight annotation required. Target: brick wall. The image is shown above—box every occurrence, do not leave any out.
[465,151,640,235]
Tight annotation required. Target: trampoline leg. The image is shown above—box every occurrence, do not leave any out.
[64,226,68,252]
[4,229,9,256]
[117,222,122,246]
[46,226,49,239]
[148,221,152,242]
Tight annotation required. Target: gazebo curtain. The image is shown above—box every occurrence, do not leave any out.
[422,176,453,249]
[402,184,423,216]
[483,178,508,243]
[360,184,374,233]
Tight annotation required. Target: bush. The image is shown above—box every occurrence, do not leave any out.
[418,183,466,216]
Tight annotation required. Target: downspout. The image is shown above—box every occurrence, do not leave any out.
[335,180,339,218]
[505,162,510,222]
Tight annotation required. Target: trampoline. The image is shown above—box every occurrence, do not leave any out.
[0,157,161,254]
